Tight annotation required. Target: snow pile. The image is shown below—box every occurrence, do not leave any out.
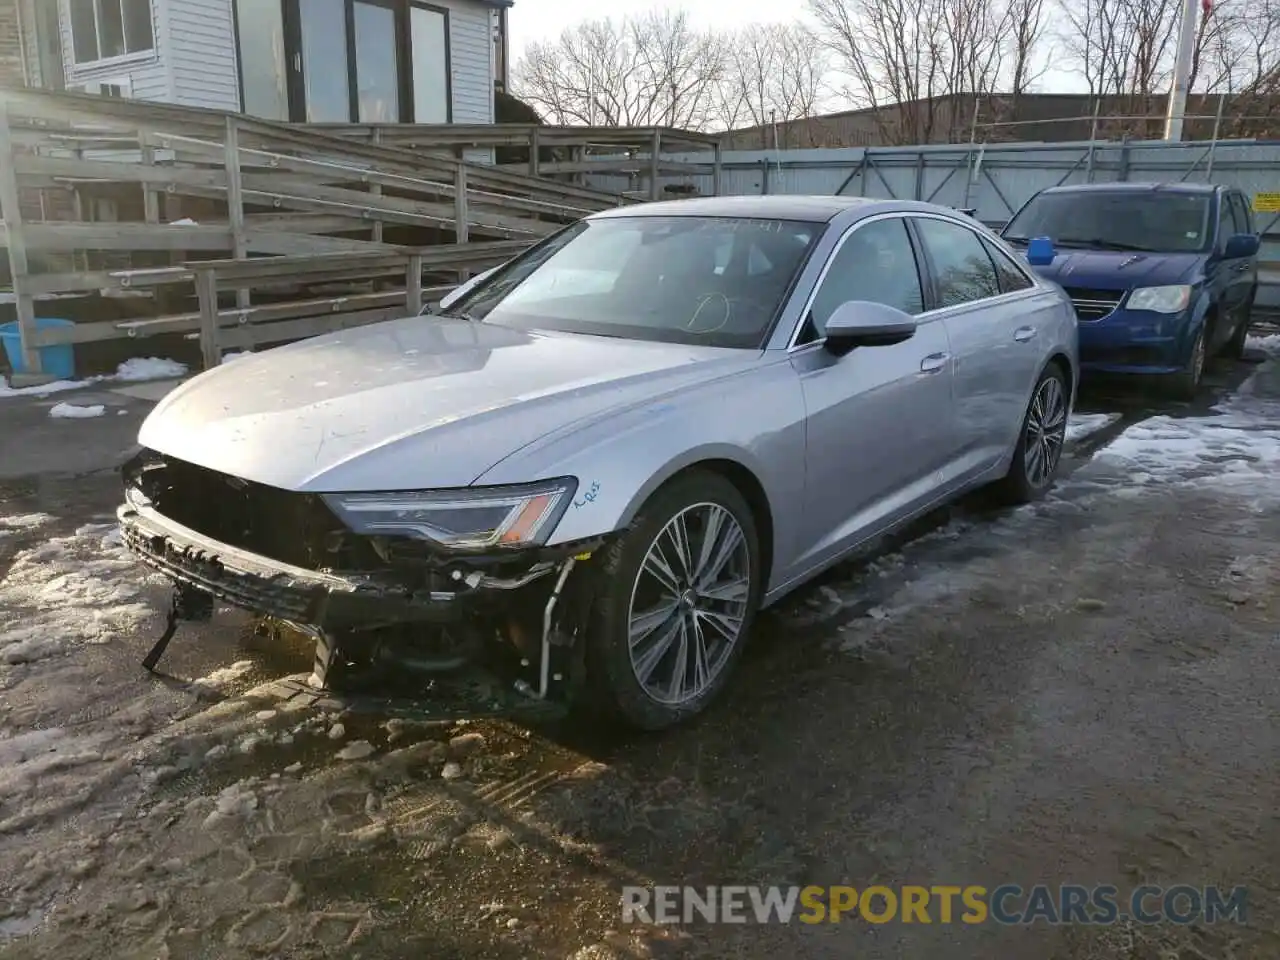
[114,357,188,381]
[48,402,106,419]
[0,514,158,665]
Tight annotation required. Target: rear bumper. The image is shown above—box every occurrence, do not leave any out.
[119,500,514,629]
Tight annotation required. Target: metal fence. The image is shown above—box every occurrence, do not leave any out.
[585,137,1280,311]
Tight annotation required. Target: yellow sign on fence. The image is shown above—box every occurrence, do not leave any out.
[1254,193,1280,213]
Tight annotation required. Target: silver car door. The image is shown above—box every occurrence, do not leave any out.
[911,215,1045,480]
[786,215,958,577]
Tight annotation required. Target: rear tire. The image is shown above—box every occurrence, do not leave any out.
[1168,325,1207,401]
[992,364,1069,505]
[578,470,762,731]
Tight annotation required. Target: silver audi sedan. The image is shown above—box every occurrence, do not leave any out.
[119,196,1078,730]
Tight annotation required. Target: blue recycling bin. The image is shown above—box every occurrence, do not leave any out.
[0,318,76,379]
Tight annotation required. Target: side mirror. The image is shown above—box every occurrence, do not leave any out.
[822,301,917,356]
[1223,233,1260,259]
[437,263,502,311]
[1026,236,1056,266]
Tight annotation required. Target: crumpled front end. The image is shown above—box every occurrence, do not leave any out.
[117,448,610,690]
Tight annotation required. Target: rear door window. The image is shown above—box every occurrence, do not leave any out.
[980,236,1034,293]
[913,217,1002,308]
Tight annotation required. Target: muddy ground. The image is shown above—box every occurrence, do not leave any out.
[1,341,1279,960]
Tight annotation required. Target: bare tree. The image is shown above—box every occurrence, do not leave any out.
[512,10,726,129]
[1056,0,1280,138]
[715,22,829,146]
[807,0,1046,144]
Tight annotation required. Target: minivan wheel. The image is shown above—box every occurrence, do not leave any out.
[1221,297,1253,360]
[1168,326,1206,401]
[993,365,1068,505]
[580,471,762,731]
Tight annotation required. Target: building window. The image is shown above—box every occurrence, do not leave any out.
[354,1,401,122]
[297,0,350,121]
[70,0,154,64]
[243,0,451,123]
[410,4,448,122]
[234,0,289,120]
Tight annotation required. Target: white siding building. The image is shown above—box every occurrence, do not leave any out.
[46,0,508,126]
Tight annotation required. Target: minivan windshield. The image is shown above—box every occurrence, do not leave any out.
[445,215,825,349]
[1002,191,1212,254]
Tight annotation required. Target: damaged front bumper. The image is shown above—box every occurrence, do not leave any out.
[118,490,600,632]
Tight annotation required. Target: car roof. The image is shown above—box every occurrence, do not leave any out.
[1039,181,1221,197]
[587,195,890,223]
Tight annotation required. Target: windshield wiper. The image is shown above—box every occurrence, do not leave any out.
[1055,237,1152,252]
[434,309,481,322]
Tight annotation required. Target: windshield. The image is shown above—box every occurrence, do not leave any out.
[1002,191,1211,254]
[445,215,825,348]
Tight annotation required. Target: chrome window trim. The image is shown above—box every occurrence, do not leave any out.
[784,210,1048,352]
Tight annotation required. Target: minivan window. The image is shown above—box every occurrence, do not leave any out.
[1216,197,1235,249]
[1003,190,1212,254]
[1228,192,1253,237]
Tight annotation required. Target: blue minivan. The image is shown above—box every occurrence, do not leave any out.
[1000,183,1260,398]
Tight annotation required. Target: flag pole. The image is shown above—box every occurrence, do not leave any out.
[1164,0,1202,141]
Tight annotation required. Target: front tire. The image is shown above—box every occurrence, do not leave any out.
[993,364,1069,505]
[580,471,762,731]
[1168,325,1207,401]
[1221,296,1253,360]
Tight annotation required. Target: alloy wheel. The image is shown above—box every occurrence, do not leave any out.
[1024,375,1068,488]
[626,502,752,706]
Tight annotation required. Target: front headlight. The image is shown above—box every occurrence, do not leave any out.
[1126,285,1192,314]
[323,477,577,549]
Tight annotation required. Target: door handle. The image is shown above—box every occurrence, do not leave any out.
[1013,326,1037,342]
[919,352,950,373]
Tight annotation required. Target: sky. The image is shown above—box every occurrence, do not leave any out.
[507,0,804,62]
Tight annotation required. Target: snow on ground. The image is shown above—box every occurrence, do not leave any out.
[48,402,105,420]
[1089,336,1280,503]
[0,513,160,666]
[0,356,188,398]
[1066,412,1123,444]
[1246,332,1280,354]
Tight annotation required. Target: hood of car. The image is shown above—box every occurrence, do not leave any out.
[138,316,757,493]
[1019,248,1203,290]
